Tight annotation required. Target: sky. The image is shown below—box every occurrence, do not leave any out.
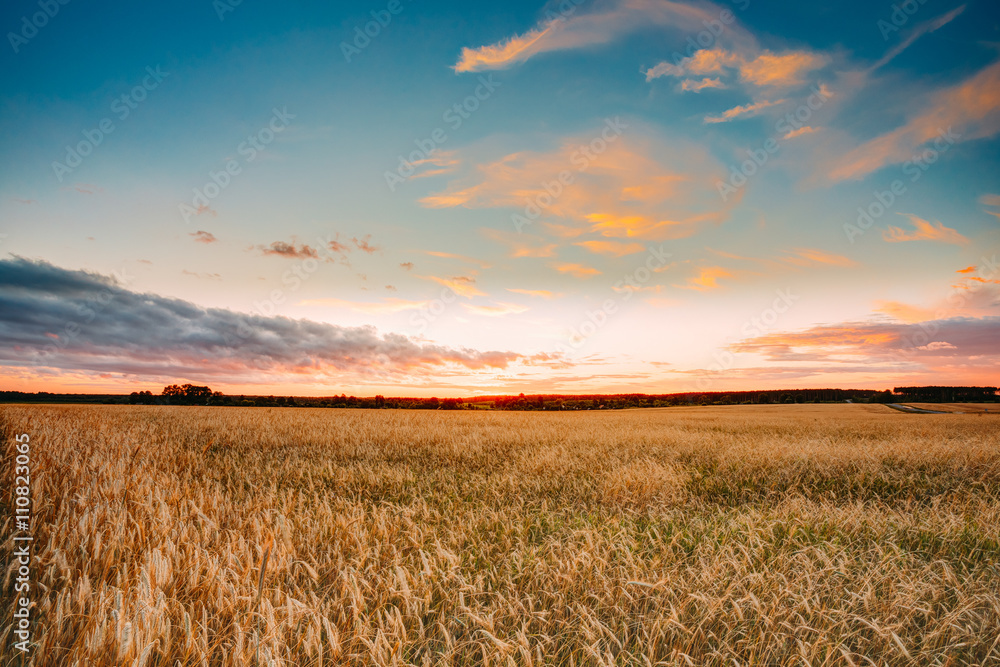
[0,0,998,397]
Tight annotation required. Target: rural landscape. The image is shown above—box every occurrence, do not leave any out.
[3,400,999,665]
[3,0,1000,664]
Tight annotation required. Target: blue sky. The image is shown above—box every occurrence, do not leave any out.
[0,0,998,395]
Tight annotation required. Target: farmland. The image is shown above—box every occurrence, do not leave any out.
[2,404,999,665]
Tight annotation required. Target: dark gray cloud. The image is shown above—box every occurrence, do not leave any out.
[729,317,1000,363]
[0,257,519,384]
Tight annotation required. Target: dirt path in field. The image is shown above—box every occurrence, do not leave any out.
[887,403,953,414]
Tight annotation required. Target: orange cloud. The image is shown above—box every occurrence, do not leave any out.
[423,127,727,242]
[783,125,818,140]
[574,239,645,256]
[506,288,560,298]
[738,51,828,87]
[462,302,529,316]
[780,248,857,267]
[675,266,732,291]
[425,250,492,269]
[704,98,786,124]
[680,77,725,92]
[829,59,1000,181]
[647,48,828,89]
[454,24,555,73]
[882,214,969,245]
[425,275,487,297]
[554,263,601,278]
[481,228,559,258]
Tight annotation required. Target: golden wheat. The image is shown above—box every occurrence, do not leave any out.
[1,404,998,665]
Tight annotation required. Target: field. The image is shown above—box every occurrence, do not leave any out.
[903,403,999,414]
[2,404,999,666]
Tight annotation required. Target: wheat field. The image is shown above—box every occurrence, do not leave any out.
[1,404,999,666]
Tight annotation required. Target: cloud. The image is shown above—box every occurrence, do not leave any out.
[423,125,728,242]
[425,275,487,297]
[783,125,818,140]
[506,288,560,298]
[298,297,428,314]
[870,6,966,71]
[352,235,381,254]
[680,77,725,92]
[256,241,320,259]
[646,47,828,89]
[481,228,559,258]
[554,263,601,278]
[0,258,520,383]
[779,248,857,267]
[828,59,1000,181]
[190,231,217,244]
[453,0,731,73]
[462,302,529,316]
[181,270,222,280]
[729,316,1000,365]
[882,214,969,245]
[674,265,731,290]
[704,98,786,124]
[400,262,414,271]
[574,239,645,256]
[425,250,492,268]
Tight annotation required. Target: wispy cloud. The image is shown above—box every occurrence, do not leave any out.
[506,288,560,298]
[680,77,725,92]
[675,265,732,291]
[462,302,529,316]
[423,126,728,242]
[574,239,645,256]
[829,59,1000,181]
[425,250,493,268]
[870,6,966,71]
[425,275,487,297]
[647,47,828,89]
[704,98,786,124]
[299,297,428,313]
[190,230,217,244]
[882,214,969,245]
[554,263,601,278]
[453,0,729,73]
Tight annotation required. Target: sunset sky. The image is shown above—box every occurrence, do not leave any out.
[1,0,998,396]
